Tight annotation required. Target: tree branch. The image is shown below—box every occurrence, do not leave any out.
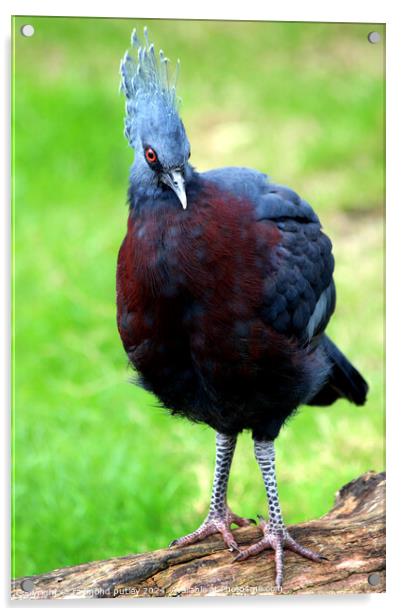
[12,471,385,598]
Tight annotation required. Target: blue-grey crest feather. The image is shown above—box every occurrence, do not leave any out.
[120,27,181,148]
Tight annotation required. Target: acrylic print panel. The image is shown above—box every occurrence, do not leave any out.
[11,16,385,598]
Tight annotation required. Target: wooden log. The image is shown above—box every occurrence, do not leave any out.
[11,471,385,599]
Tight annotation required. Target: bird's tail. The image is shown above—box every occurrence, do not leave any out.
[307,335,368,407]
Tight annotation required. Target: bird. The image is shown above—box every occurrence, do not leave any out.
[116,28,368,591]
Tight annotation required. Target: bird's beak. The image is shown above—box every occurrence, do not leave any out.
[161,169,187,210]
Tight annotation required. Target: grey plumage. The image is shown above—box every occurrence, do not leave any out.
[120,27,180,148]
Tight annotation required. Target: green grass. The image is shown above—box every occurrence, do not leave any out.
[12,17,385,578]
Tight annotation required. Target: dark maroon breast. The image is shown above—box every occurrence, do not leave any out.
[116,182,329,439]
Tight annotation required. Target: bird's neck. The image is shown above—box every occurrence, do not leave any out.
[128,162,197,213]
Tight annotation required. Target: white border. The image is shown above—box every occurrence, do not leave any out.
[0,0,394,22]
[2,0,401,612]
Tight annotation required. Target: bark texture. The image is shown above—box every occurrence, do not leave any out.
[11,471,385,599]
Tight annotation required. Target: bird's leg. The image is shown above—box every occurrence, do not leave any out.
[169,432,254,551]
[234,439,326,590]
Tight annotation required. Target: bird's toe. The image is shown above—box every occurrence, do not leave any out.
[233,526,327,591]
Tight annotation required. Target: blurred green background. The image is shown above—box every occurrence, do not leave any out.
[12,17,385,578]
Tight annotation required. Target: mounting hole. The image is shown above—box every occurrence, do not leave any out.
[368,572,380,586]
[368,31,381,44]
[20,24,35,38]
[20,578,34,592]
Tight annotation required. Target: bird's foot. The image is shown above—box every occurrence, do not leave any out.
[169,508,256,552]
[233,516,326,591]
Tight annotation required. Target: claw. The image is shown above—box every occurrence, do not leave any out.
[169,508,251,552]
[230,513,257,528]
[234,526,326,590]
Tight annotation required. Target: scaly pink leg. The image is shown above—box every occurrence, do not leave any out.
[169,432,255,551]
[233,440,327,591]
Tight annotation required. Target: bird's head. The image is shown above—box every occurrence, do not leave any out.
[121,28,191,209]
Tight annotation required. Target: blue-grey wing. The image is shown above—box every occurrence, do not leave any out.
[202,166,336,340]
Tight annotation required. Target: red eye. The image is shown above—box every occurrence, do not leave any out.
[145,147,157,164]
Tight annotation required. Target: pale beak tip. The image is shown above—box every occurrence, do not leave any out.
[162,169,188,211]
